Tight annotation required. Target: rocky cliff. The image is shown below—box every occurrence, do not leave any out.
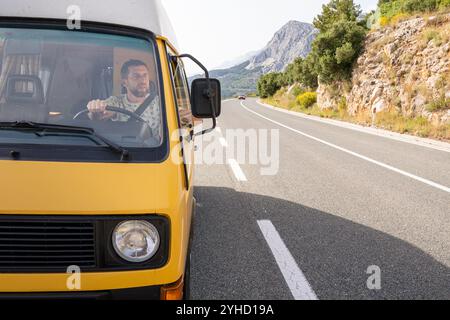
[317,13,450,125]
[246,21,318,73]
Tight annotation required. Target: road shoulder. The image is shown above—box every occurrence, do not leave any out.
[255,99,450,153]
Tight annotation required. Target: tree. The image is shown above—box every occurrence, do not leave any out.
[284,63,297,85]
[257,73,284,98]
[312,19,366,83]
[280,57,318,90]
[257,0,368,95]
[295,56,319,89]
[313,0,363,32]
[309,0,367,84]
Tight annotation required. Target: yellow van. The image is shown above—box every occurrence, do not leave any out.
[0,0,221,299]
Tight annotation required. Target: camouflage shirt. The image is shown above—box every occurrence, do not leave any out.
[104,94,162,140]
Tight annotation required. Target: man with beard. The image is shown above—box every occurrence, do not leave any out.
[87,59,161,140]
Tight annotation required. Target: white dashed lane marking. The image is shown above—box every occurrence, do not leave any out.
[257,220,318,300]
[227,159,248,182]
[215,126,247,182]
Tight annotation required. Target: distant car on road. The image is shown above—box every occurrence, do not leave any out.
[238,95,246,100]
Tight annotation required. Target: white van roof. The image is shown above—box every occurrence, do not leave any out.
[0,0,179,49]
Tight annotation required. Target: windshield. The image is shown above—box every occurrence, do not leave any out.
[0,28,164,150]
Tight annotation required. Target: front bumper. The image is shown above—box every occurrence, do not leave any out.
[0,285,161,300]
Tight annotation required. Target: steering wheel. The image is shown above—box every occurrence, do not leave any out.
[73,106,154,144]
[73,106,147,123]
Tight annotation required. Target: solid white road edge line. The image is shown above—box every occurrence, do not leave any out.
[242,101,450,194]
[256,100,450,153]
[257,220,318,300]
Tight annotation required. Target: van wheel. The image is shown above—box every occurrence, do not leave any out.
[183,252,191,300]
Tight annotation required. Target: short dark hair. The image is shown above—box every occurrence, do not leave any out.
[120,59,149,79]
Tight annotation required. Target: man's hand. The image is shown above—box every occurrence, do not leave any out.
[193,116,203,125]
[87,99,115,120]
[179,109,203,125]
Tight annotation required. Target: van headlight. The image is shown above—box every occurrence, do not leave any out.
[112,221,160,263]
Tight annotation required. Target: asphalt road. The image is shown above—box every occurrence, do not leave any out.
[191,98,450,300]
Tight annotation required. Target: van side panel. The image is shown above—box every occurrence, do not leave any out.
[157,38,193,280]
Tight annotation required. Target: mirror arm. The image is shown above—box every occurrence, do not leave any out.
[176,54,217,135]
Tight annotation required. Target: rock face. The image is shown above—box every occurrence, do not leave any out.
[246,21,318,73]
[318,14,450,125]
[191,20,317,98]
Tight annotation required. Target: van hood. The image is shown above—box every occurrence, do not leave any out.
[0,160,179,215]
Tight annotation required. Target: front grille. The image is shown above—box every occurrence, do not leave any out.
[0,220,96,270]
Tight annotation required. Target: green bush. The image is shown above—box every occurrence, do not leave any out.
[379,0,450,20]
[405,0,437,12]
[296,92,317,109]
[257,72,285,98]
[426,96,450,111]
[440,0,450,9]
[283,63,297,85]
[423,29,443,45]
[283,57,318,89]
[338,97,348,113]
[335,42,356,64]
[312,19,367,83]
[291,85,306,97]
[297,55,319,89]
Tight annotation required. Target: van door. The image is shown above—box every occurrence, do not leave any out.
[167,49,194,187]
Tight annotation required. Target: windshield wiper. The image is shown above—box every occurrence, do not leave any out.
[0,121,130,161]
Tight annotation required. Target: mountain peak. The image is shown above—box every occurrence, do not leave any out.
[190,20,318,98]
[284,20,313,27]
[246,20,317,73]
[278,20,315,33]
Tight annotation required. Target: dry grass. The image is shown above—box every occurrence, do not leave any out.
[375,109,450,139]
[390,13,412,26]
[426,96,450,111]
[420,16,450,46]
[263,87,299,110]
[372,35,395,53]
[425,13,450,27]
[423,28,444,45]
[262,94,450,141]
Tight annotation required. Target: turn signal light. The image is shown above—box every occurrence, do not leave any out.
[160,276,184,300]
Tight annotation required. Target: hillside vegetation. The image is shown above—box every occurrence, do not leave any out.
[258,0,450,140]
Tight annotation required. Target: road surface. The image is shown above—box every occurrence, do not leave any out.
[191,98,450,300]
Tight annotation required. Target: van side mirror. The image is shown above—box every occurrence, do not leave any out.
[191,78,221,119]
[176,53,220,135]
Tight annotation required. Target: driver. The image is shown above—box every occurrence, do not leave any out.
[87,59,161,139]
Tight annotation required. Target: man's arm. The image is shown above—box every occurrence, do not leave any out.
[193,116,203,125]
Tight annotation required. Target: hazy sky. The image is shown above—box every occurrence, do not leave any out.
[162,0,378,75]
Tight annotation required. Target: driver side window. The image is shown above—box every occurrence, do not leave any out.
[168,50,193,130]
